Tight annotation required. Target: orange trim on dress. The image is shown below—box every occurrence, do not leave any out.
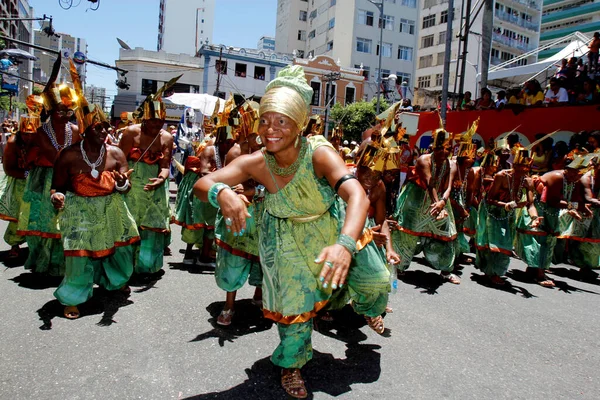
[139,226,171,234]
[171,218,214,230]
[0,214,18,223]
[462,227,476,236]
[263,300,329,325]
[215,238,259,262]
[64,236,141,258]
[557,235,600,243]
[16,230,61,239]
[475,245,513,256]
[397,226,457,242]
[515,228,556,237]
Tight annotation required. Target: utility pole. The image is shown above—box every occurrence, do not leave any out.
[458,0,473,99]
[323,71,341,139]
[441,0,455,124]
[368,0,384,114]
[214,47,223,97]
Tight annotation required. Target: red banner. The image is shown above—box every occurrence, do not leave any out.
[411,105,599,148]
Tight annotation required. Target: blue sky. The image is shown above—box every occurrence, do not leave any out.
[27,0,277,101]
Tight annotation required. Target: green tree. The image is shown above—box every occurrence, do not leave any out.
[329,98,389,142]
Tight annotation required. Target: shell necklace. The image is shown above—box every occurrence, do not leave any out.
[80,140,105,179]
[43,121,72,151]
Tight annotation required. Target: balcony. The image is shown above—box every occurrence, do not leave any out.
[508,0,540,10]
[495,10,539,32]
[492,32,536,52]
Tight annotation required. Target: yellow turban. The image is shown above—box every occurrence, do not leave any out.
[259,86,309,130]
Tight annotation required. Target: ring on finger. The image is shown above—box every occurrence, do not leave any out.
[325,261,334,269]
[225,217,233,226]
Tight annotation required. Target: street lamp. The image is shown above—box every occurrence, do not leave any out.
[450,59,479,94]
[367,0,384,113]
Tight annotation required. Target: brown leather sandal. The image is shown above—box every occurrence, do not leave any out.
[365,315,385,335]
[281,368,308,399]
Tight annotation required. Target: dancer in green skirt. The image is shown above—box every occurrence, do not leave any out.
[476,148,540,285]
[0,115,36,259]
[119,80,177,278]
[173,142,219,265]
[577,157,600,280]
[18,56,81,276]
[51,103,138,319]
[392,129,460,284]
[194,66,389,399]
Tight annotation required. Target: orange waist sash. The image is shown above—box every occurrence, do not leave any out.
[128,147,163,165]
[71,171,115,197]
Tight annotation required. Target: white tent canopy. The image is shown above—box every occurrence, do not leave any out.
[163,93,225,116]
[480,32,591,88]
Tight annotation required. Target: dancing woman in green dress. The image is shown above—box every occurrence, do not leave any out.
[194,66,388,399]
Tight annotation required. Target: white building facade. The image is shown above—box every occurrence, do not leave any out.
[157,0,215,55]
[113,47,204,123]
[197,44,292,100]
[275,0,419,101]
[257,36,276,51]
[414,0,541,107]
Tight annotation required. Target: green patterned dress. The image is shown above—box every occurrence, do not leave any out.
[173,160,217,246]
[54,172,139,306]
[515,201,560,270]
[214,198,263,292]
[260,136,388,369]
[451,176,471,259]
[0,174,26,246]
[17,165,65,276]
[391,166,457,272]
[125,148,171,274]
[571,207,600,269]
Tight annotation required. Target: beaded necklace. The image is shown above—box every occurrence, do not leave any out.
[263,137,307,177]
[562,172,575,203]
[430,155,447,193]
[214,145,222,170]
[43,121,72,151]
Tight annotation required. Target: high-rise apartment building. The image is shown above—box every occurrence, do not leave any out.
[275,0,418,100]
[539,0,600,59]
[0,0,18,38]
[415,0,541,106]
[157,0,215,55]
[33,22,87,84]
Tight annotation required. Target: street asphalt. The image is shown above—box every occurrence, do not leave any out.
[0,185,599,399]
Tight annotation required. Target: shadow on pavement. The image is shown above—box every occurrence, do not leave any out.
[398,269,444,295]
[36,288,133,330]
[184,344,382,399]
[189,299,274,347]
[10,272,62,289]
[168,261,216,276]
[549,267,600,286]
[128,269,165,293]
[470,272,536,298]
[506,269,600,295]
[0,247,29,268]
[314,303,391,339]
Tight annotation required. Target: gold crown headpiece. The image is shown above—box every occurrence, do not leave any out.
[457,118,479,159]
[432,128,452,149]
[19,115,41,133]
[134,74,182,121]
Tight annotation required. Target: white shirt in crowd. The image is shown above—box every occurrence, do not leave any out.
[544,87,569,103]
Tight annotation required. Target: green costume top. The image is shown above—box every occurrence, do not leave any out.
[125,147,171,233]
[17,167,61,239]
[260,136,338,324]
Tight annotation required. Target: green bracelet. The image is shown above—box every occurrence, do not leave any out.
[336,234,357,255]
[208,183,229,208]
